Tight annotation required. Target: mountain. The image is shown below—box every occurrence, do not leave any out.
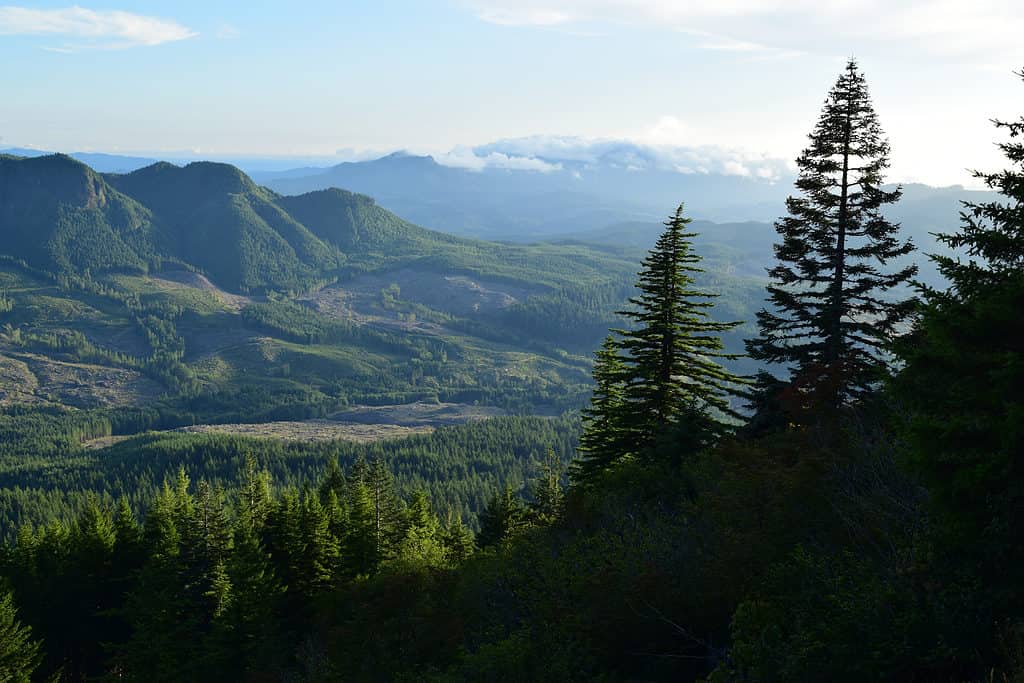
[0,147,160,173]
[107,161,344,292]
[259,146,996,247]
[0,153,157,274]
[2,154,475,293]
[0,152,658,420]
[259,150,793,240]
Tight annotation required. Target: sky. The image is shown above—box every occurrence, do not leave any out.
[1,1,1023,187]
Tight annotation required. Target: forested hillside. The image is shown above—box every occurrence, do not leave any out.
[0,61,1021,683]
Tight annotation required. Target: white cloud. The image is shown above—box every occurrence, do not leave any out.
[436,146,563,172]
[474,134,793,181]
[466,0,1024,62]
[0,6,196,49]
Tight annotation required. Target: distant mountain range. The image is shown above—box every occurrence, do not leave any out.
[4,141,992,250]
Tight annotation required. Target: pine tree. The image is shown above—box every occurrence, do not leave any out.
[893,69,1024,620]
[747,60,916,409]
[318,457,347,504]
[297,490,340,595]
[0,589,43,682]
[396,490,445,567]
[189,481,233,620]
[573,336,629,483]
[65,500,117,679]
[530,448,565,524]
[477,485,528,549]
[344,477,379,577]
[441,509,475,566]
[611,204,745,467]
[238,453,272,536]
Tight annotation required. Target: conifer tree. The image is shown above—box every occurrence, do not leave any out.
[576,204,745,481]
[747,60,916,409]
[574,336,629,483]
[344,475,379,577]
[894,69,1024,617]
[477,485,528,549]
[239,453,272,535]
[297,490,340,595]
[396,490,445,567]
[0,588,43,682]
[529,448,565,524]
[441,509,475,566]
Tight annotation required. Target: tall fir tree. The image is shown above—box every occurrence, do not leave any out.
[893,69,1024,627]
[747,60,916,410]
[577,203,746,480]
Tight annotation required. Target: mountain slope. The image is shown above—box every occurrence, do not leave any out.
[0,154,156,274]
[105,162,344,292]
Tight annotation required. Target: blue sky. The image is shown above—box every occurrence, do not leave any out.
[2,1,1023,186]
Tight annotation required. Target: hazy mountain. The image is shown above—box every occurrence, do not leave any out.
[258,142,995,247]
[258,148,794,240]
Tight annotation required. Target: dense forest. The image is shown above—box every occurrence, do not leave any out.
[0,60,1022,681]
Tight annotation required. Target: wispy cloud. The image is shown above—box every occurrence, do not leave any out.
[0,6,197,50]
[466,0,1024,62]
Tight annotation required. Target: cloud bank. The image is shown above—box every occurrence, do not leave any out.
[0,6,196,49]
[435,146,563,173]
[434,135,792,181]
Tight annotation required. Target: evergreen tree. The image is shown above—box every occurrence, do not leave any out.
[747,60,916,409]
[893,69,1024,625]
[529,448,565,524]
[344,474,379,577]
[0,588,43,682]
[297,490,340,595]
[188,481,233,621]
[477,485,528,549]
[64,500,117,679]
[588,204,745,473]
[318,457,347,504]
[573,335,629,483]
[395,490,445,567]
[441,509,475,566]
[352,455,406,565]
[238,453,272,536]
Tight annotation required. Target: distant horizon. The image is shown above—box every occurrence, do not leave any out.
[3,2,1023,189]
[0,139,990,191]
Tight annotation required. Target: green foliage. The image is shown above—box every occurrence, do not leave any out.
[0,411,580,537]
[893,68,1024,663]
[0,588,44,682]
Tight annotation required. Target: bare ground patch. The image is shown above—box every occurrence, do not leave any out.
[171,420,431,443]
[163,402,508,443]
[150,271,257,312]
[329,401,509,426]
[0,353,41,406]
[10,352,164,408]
